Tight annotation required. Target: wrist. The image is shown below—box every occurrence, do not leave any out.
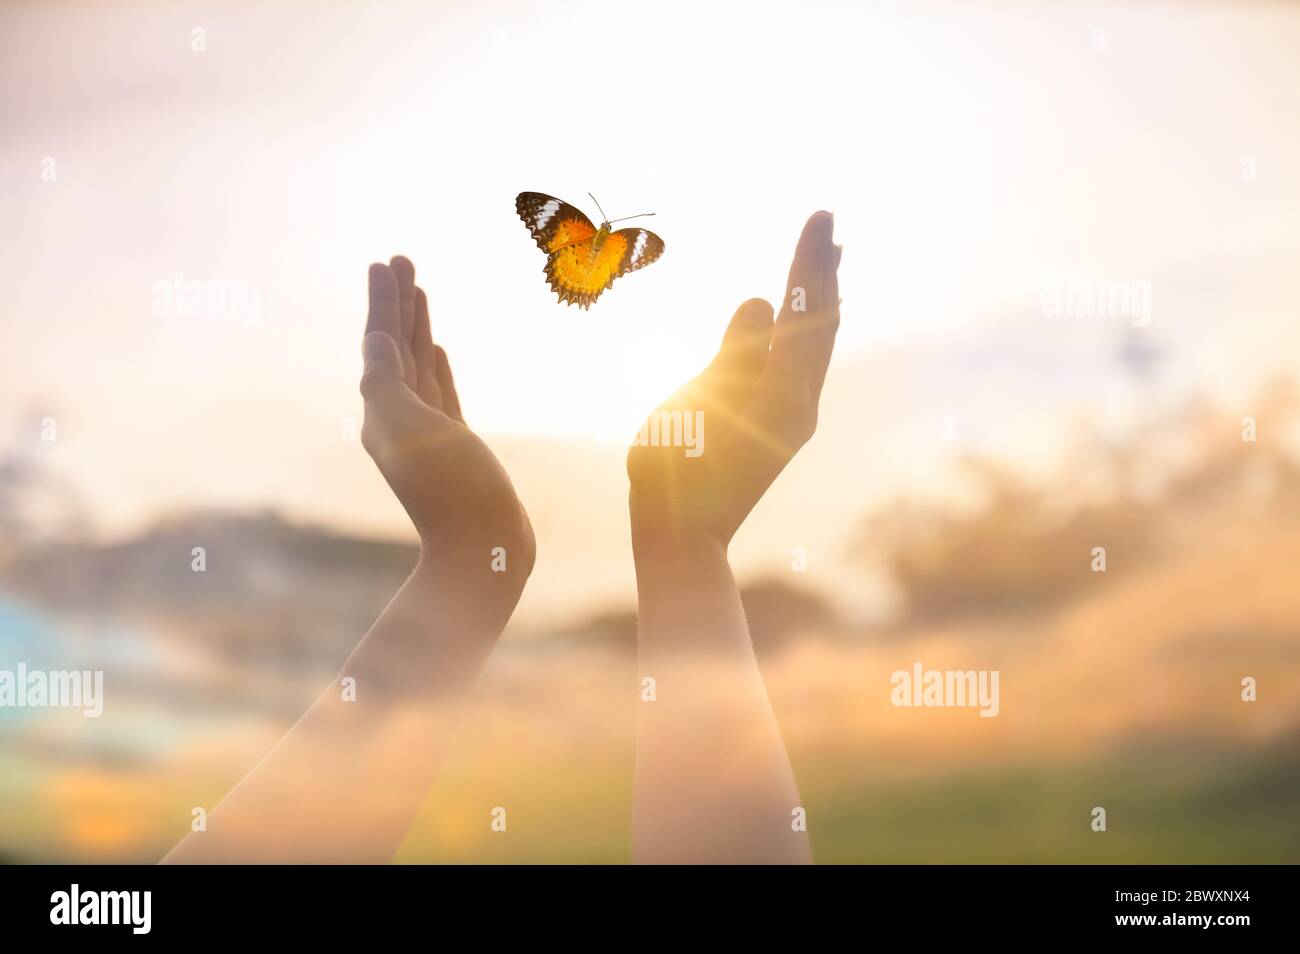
[630,494,728,555]
[413,526,534,622]
[416,508,536,583]
[630,500,731,587]
[629,501,749,656]
[344,555,514,699]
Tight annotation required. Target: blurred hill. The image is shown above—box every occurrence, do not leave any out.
[2,511,417,677]
[853,379,1300,624]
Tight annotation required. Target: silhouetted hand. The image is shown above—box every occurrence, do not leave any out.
[362,257,535,577]
[627,212,840,546]
[163,256,536,865]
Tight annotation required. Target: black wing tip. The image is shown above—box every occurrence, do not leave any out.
[516,190,553,208]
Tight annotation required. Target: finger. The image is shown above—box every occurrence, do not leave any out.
[359,331,406,405]
[365,263,402,341]
[717,297,776,368]
[411,287,444,409]
[389,256,417,345]
[769,211,833,384]
[432,345,465,426]
[360,331,440,457]
[809,237,841,402]
[389,256,419,389]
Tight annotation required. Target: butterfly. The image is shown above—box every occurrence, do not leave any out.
[515,192,664,309]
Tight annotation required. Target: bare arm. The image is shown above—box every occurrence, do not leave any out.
[627,212,840,863]
[164,258,534,863]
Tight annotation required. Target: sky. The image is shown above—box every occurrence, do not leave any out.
[2,0,1299,560]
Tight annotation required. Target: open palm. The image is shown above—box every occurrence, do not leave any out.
[362,257,534,572]
[627,212,841,545]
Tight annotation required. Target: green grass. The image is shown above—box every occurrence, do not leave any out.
[802,743,1300,864]
[387,739,1300,864]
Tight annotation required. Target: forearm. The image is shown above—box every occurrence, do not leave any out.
[163,553,525,864]
[630,513,811,864]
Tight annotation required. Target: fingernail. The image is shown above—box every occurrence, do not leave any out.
[834,244,843,267]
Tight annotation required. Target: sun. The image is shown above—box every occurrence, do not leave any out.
[464,310,706,444]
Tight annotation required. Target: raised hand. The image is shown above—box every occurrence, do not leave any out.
[626,212,840,546]
[362,257,534,577]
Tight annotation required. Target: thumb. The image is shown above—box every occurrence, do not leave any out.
[360,331,406,402]
[692,298,774,422]
[712,297,775,381]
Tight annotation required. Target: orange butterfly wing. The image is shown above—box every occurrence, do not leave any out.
[516,192,664,309]
[516,192,598,253]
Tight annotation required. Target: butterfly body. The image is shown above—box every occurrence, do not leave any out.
[516,192,664,309]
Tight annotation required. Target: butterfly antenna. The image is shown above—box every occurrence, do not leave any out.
[608,212,656,224]
[588,192,610,224]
